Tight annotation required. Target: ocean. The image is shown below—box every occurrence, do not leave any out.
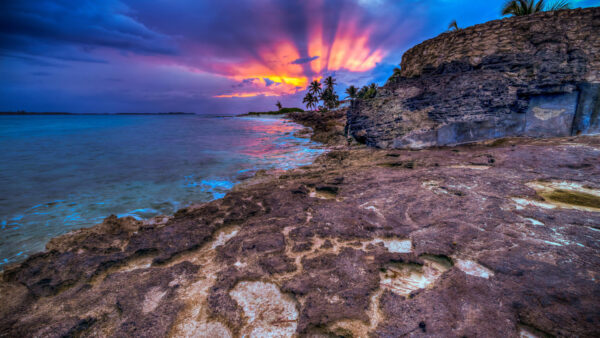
[0,114,324,269]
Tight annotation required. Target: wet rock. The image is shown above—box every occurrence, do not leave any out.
[1,136,599,336]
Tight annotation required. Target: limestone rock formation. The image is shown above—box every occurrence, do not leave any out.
[347,7,600,148]
[1,135,599,337]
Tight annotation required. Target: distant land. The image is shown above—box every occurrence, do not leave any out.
[0,111,196,115]
[0,111,72,115]
[238,107,304,116]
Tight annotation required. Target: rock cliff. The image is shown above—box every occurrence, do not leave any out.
[348,7,600,148]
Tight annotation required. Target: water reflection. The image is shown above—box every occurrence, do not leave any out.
[0,115,325,269]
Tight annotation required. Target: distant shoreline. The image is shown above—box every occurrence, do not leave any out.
[0,112,196,115]
[237,107,304,117]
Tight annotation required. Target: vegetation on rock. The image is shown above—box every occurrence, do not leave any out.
[357,83,378,99]
[345,85,358,100]
[501,0,570,16]
[242,107,304,116]
[448,20,460,31]
[303,77,340,111]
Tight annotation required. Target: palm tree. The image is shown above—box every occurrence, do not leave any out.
[358,86,368,99]
[309,80,322,96]
[275,101,283,110]
[501,0,570,16]
[302,92,317,111]
[448,20,459,31]
[320,87,339,110]
[358,84,377,99]
[324,76,336,91]
[345,86,358,100]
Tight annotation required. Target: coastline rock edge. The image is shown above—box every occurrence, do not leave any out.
[348,7,600,149]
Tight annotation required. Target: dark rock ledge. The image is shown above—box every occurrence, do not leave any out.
[348,7,600,149]
[1,113,599,336]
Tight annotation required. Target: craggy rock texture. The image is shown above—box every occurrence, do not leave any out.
[287,109,349,146]
[2,10,600,336]
[1,133,599,337]
[348,7,600,148]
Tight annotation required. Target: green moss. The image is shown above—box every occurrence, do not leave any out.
[487,138,511,147]
[545,189,600,209]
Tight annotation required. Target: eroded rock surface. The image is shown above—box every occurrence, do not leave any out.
[1,134,599,337]
[348,7,600,148]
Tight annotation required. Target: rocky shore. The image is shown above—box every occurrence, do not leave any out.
[2,7,600,337]
[1,109,599,337]
[348,7,600,148]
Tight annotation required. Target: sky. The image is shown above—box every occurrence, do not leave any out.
[1,0,598,114]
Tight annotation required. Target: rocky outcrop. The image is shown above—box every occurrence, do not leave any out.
[1,135,599,337]
[348,7,600,148]
[286,109,348,146]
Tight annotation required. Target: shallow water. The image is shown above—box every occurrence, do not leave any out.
[0,114,324,268]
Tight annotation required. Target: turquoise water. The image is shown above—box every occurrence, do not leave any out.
[0,114,324,269]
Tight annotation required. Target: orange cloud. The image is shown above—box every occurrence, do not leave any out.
[214,41,312,98]
[312,5,385,73]
[214,92,281,98]
[214,3,386,99]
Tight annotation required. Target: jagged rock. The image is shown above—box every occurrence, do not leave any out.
[1,135,599,337]
[348,7,600,149]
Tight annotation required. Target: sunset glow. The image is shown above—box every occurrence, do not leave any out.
[211,1,388,98]
[8,0,586,113]
[214,92,281,98]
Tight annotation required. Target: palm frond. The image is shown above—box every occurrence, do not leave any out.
[502,0,527,16]
[533,0,544,12]
[501,0,516,15]
[546,0,570,10]
[345,85,358,99]
[448,20,459,31]
[502,0,570,16]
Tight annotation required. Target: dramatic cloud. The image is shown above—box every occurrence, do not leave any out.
[0,0,176,63]
[292,56,320,65]
[0,0,597,114]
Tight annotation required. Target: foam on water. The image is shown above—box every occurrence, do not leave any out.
[0,115,325,269]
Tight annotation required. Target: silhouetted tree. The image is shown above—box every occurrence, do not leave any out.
[309,80,322,96]
[320,87,339,110]
[501,0,570,16]
[345,86,358,100]
[324,76,336,91]
[302,92,318,111]
[357,84,377,99]
[276,101,283,110]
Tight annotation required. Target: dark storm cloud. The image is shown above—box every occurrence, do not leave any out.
[264,78,276,87]
[292,56,320,65]
[122,0,415,71]
[1,0,598,114]
[232,78,260,88]
[0,0,176,62]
